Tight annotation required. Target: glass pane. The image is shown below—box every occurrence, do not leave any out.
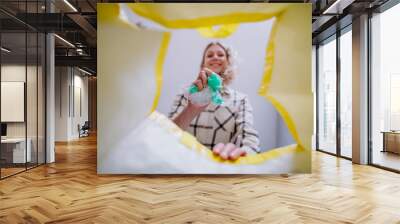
[390,75,400,130]
[38,33,45,165]
[27,31,38,169]
[318,37,337,154]
[312,46,316,150]
[340,29,352,158]
[1,30,27,177]
[371,3,400,171]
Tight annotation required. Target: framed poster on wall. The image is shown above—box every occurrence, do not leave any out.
[98,3,312,174]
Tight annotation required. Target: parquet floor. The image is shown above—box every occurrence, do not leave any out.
[1,167,26,178]
[0,134,400,223]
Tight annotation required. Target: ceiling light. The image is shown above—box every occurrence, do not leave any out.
[1,47,11,53]
[76,49,84,55]
[63,0,78,12]
[323,0,343,14]
[78,67,93,76]
[54,34,75,48]
[322,0,355,15]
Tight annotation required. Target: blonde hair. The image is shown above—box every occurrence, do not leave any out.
[200,42,236,85]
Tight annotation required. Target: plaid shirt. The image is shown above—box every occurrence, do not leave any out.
[169,87,260,154]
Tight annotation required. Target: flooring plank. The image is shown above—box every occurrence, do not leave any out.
[0,135,399,223]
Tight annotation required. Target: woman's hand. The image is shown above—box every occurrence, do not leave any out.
[172,68,214,130]
[193,68,213,91]
[212,143,247,160]
[187,99,208,113]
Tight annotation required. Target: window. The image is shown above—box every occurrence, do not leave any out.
[317,36,337,154]
[340,28,352,158]
[390,74,400,130]
[371,2,400,171]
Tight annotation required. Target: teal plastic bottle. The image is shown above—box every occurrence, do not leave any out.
[188,72,223,105]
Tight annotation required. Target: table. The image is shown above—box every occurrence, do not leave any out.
[1,138,31,164]
[381,131,400,154]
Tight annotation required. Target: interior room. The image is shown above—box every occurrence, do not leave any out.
[0,22,46,178]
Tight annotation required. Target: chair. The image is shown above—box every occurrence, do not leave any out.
[79,121,90,138]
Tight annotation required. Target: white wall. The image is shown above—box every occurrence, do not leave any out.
[72,73,89,138]
[55,67,69,141]
[156,19,294,151]
[55,67,89,141]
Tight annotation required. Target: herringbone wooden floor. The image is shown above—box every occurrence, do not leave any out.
[1,135,400,224]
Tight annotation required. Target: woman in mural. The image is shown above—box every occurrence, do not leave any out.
[169,42,260,160]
